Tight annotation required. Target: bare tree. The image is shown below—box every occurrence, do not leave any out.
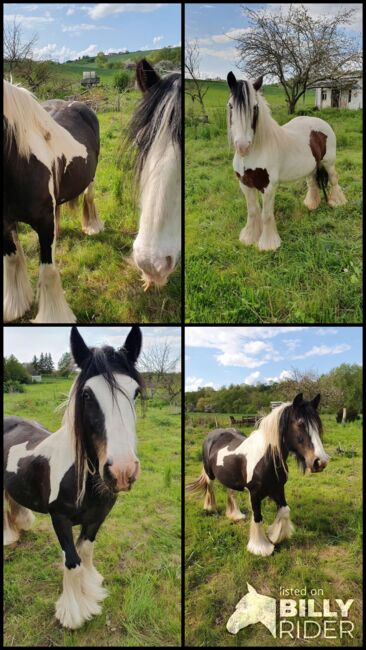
[18,58,53,93]
[277,367,343,410]
[235,4,362,113]
[4,19,38,76]
[139,341,180,403]
[185,39,209,120]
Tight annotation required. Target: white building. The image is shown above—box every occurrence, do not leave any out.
[312,73,362,109]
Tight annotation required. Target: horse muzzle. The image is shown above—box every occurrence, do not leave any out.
[107,459,141,492]
[133,251,177,289]
[310,456,329,473]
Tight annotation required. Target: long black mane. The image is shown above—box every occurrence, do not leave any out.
[71,345,144,502]
[128,71,182,178]
[279,401,323,472]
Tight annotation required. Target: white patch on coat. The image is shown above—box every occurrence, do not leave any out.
[6,427,75,504]
[216,429,266,483]
[55,553,103,629]
[247,519,274,556]
[267,506,294,544]
[308,423,329,463]
[3,237,33,322]
[32,264,76,323]
[84,373,139,465]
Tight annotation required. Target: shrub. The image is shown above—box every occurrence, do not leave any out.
[113,70,131,92]
[4,380,25,393]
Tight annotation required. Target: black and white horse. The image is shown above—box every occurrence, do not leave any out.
[187,394,329,556]
[129,59,181,289]
[4,326,142,629]
[4,81,102,323]
[227,73,347,250]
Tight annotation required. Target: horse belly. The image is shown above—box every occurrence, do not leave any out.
[213,454,246,491]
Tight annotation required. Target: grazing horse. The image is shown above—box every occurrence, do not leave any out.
[4,81,102,323]
[227,73,347,251]
[129,59,181,289]
[187,394,329,556]
[4,326,142,629]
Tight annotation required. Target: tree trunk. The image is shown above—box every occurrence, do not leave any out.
[288,98,297,114]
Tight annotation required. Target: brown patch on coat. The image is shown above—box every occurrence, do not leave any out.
[309,130,327,163]
[237,168,270,193]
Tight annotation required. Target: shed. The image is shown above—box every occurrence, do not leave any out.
[310,73,362,109]
[270,401,283,410]
[81,71,100,87]
[31,375,42,383]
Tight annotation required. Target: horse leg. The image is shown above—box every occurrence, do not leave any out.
[247,492,274,556]
[32,213,76,323]
[52,513,101,629]
[226,489,245,521]
[4,228,33,322]
[203,478,217,512]
[238,184,262,245]
[4,491,20,545]
[267,485,294,544]
[323,163,347,207]
[82,180,104,235]
[258,184,281,251]
[304,172,321,210]
[76,520,109,603]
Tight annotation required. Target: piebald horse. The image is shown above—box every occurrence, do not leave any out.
[4,81,102,323]
[129,59,181,289]
[227,73,347,251]
[187,394,329,556]
[4,326,142,629]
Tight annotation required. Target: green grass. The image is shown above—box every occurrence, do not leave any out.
[4,378,181,647]
[185,412,362,646]
[14,101,181,323]
[185,83,362,323]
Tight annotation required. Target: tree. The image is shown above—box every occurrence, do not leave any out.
[4,355,31,384]
[31,354,39,374]
[17,58,53,93]
[58,352,74,377]
[139,341,180,402]
[95,51,107,67]
[235,4,362,113]
[43,353,54,375]
[4,19,37,76]
[113,70,131,92]
[185,39,209,119]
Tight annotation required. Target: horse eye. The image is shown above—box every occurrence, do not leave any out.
[83,391,91,400]
[297,436,304,444]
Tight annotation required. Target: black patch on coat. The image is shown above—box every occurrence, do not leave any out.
[309,130,327,163]
[239,168,270,192]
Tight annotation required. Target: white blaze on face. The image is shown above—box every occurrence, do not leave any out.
[84,373,139,486]
[229,92,255,155]
[308,422,329,464]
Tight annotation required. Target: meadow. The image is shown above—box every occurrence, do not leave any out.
[185,82,362,323]
[9,51,181,324]
[4,378,181,647]
[185,411,362,646]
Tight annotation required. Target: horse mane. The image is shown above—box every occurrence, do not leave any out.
[61,346,144,506]
[257,402,291,475]
[3,80,59,160]
[128,71,182,180]
[227,79,282,153]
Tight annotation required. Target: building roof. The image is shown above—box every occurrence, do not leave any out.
[310,73,362,89]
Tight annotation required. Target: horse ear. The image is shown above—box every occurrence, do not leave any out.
[135,59,160,93]
[70,326,90,368]
[312,393,321,410]
[227,71,237,92]
[247,583,256,594]
[253,75,263,91]
[293,393,303,407]
[122,326,142,364]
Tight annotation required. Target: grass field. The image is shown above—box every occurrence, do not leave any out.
[185,412,362,646]
[185,82,362,323]
[14,97,181,323]
[4,378,181,647]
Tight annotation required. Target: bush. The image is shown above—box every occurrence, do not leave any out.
[113,70,131,92]
[4,381,25,393]
[336,407,360,423]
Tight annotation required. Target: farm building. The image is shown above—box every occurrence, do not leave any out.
[31,375,42,383]
[311,73,362,109]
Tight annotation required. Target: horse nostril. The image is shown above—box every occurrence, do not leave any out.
[106,457,113,467]
[313,458,321,471]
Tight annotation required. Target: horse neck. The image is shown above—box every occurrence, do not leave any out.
[252,96,283,154]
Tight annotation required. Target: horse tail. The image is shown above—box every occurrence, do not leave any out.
[315,165,329,202]
[186,467,211,495]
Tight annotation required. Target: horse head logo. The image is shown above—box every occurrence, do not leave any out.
[227,583,276,637]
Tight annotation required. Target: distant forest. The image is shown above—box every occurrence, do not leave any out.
[185,364,362,414]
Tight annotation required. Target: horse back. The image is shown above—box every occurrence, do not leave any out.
[42,99,99,152]
[4,416,50,468]
[203,428,247,490]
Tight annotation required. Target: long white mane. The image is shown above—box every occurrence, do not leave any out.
[257,402,291,473]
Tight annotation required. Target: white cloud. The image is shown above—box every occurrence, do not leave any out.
[62,23,113,33]
[316,328,338,336]
[153,35,164,45]
[265,369,294,384]
[185,376,217,392]
[283,338,301,352]
[66,7,75,15]
[200,46,238,61]
[33,43,98,63]
[4,13,54,27]
[243,371,261,385]
[292,344,351,360]
[88,3,163,19]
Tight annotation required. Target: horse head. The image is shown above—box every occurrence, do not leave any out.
[227,72,263,157]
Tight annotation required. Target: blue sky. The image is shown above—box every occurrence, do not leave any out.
[4,3,181,62]
[185,327,362,391]
[185,3,363,79]
[4,326,181,370]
